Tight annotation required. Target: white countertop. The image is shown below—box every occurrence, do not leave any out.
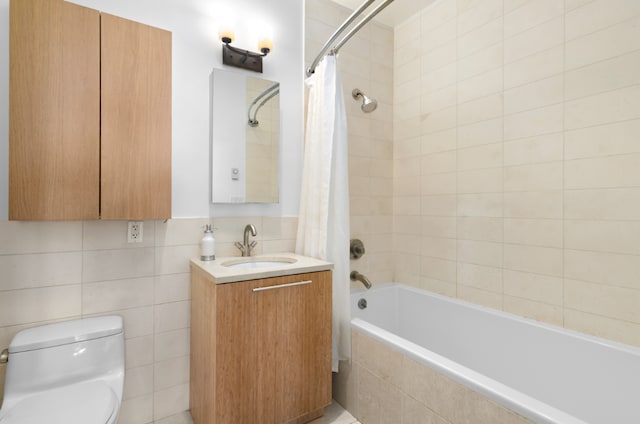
[190,252,333,284]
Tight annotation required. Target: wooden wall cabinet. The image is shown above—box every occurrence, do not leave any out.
[190,266,332,424]
[9,0,171,221]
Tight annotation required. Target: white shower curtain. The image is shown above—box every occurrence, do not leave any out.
[296,55,350,372]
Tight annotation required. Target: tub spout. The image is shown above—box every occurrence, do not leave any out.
[350,271,372,289]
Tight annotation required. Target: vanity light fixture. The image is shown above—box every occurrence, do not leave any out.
[219,29,272,73]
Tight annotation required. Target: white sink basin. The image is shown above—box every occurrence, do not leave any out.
[222,257,298,269]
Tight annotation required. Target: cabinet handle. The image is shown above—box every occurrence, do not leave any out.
[252,280,313,292]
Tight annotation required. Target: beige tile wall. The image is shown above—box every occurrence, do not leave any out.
[334,331,533,424]
[305,0,395,287]
[393,0,640,347]
[0,217,297,422]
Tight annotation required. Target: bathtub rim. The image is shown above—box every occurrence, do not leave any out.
[350,283,640,424]
[352,283,640,357]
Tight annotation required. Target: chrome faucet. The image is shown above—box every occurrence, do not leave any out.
[235,224,257,257]
[350,271,372,289]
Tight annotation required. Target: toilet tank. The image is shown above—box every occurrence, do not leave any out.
[4,316,124,400]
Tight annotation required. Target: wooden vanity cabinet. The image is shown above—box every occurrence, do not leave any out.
[190,266,332,424]
[9,0,171,221]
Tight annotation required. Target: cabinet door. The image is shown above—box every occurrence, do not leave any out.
[100,14,172,220]
[216,278,278,424]
[9,0,100,220]
[215,272,331,424]
[277,271,332,422]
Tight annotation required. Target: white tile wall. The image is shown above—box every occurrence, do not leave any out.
[393,0,640,347]
[0,216,298,422]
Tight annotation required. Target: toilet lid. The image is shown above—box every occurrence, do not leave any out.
[0,381,117,424]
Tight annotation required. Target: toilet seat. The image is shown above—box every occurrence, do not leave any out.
[0,380,117,424]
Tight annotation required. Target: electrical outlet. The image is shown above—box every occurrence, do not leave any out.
[127,221,143,243]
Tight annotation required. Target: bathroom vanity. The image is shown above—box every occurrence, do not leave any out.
[189,254,333,424]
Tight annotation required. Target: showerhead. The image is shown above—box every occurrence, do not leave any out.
[352,88,377,113]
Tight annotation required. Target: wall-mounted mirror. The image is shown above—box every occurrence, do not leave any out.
[211,69,280,203]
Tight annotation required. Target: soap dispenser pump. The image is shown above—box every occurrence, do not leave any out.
[200,224,215,261]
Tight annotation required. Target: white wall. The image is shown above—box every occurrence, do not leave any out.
[0,0,303,219]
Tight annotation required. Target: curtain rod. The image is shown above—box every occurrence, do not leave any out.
[306,0,395,77]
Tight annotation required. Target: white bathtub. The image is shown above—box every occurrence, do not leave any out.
[350,283,640,424]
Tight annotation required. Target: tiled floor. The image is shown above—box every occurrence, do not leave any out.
[153,401,359,424]
[309,401,360,424]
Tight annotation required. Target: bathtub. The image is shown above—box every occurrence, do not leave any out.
[346,283,640,424]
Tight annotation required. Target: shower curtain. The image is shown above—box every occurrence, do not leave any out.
[296,55,350,372]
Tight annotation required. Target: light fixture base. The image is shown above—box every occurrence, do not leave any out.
[222,44,263,73]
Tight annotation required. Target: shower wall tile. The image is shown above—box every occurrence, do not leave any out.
[457,262,502,293]
[421,0,456,32]
[457,168,503,193]
[564,309,640,347]
[503,296,563,326]
[457,145,503,174]
[457,0,503,36]
[503,269,563,305]
[565,0,640,41]
[564,16,640,70]
[422,194,458,217]
[564,188,640,220]
[564,50,640,101]
[456,193,503,218]
[457,42,503,81]
[457,68,503,103]
[503,45,564,89]
[564,0,595,12]
[565,154,640,189]
[503,104,564,141]
[503,74,563,115]
[457,93,503,125]
[456,217,503,242]
[565,85,640,130]
[458,285,503,310]
[503,191,563,219]
[503,218,563,248]
[503,17,564,64]
[422,19,456,53]
[565,279,640,324]
[422,216,457,239]
[420,256,457,283]
[421,151,457,174]
[457,240,503,268]
[503,133,563,166]
[503,0,563,38]
[457,117,503,148]
[421,40,457,74]
[503,244,563,277]
[457,17,503,58]
[503,162,563,192]
[565,220,640,256]
[392,0,640,349]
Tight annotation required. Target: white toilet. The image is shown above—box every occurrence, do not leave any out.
[0,316,125,424]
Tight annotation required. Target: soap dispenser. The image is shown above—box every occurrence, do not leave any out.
[200,224,215,261]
